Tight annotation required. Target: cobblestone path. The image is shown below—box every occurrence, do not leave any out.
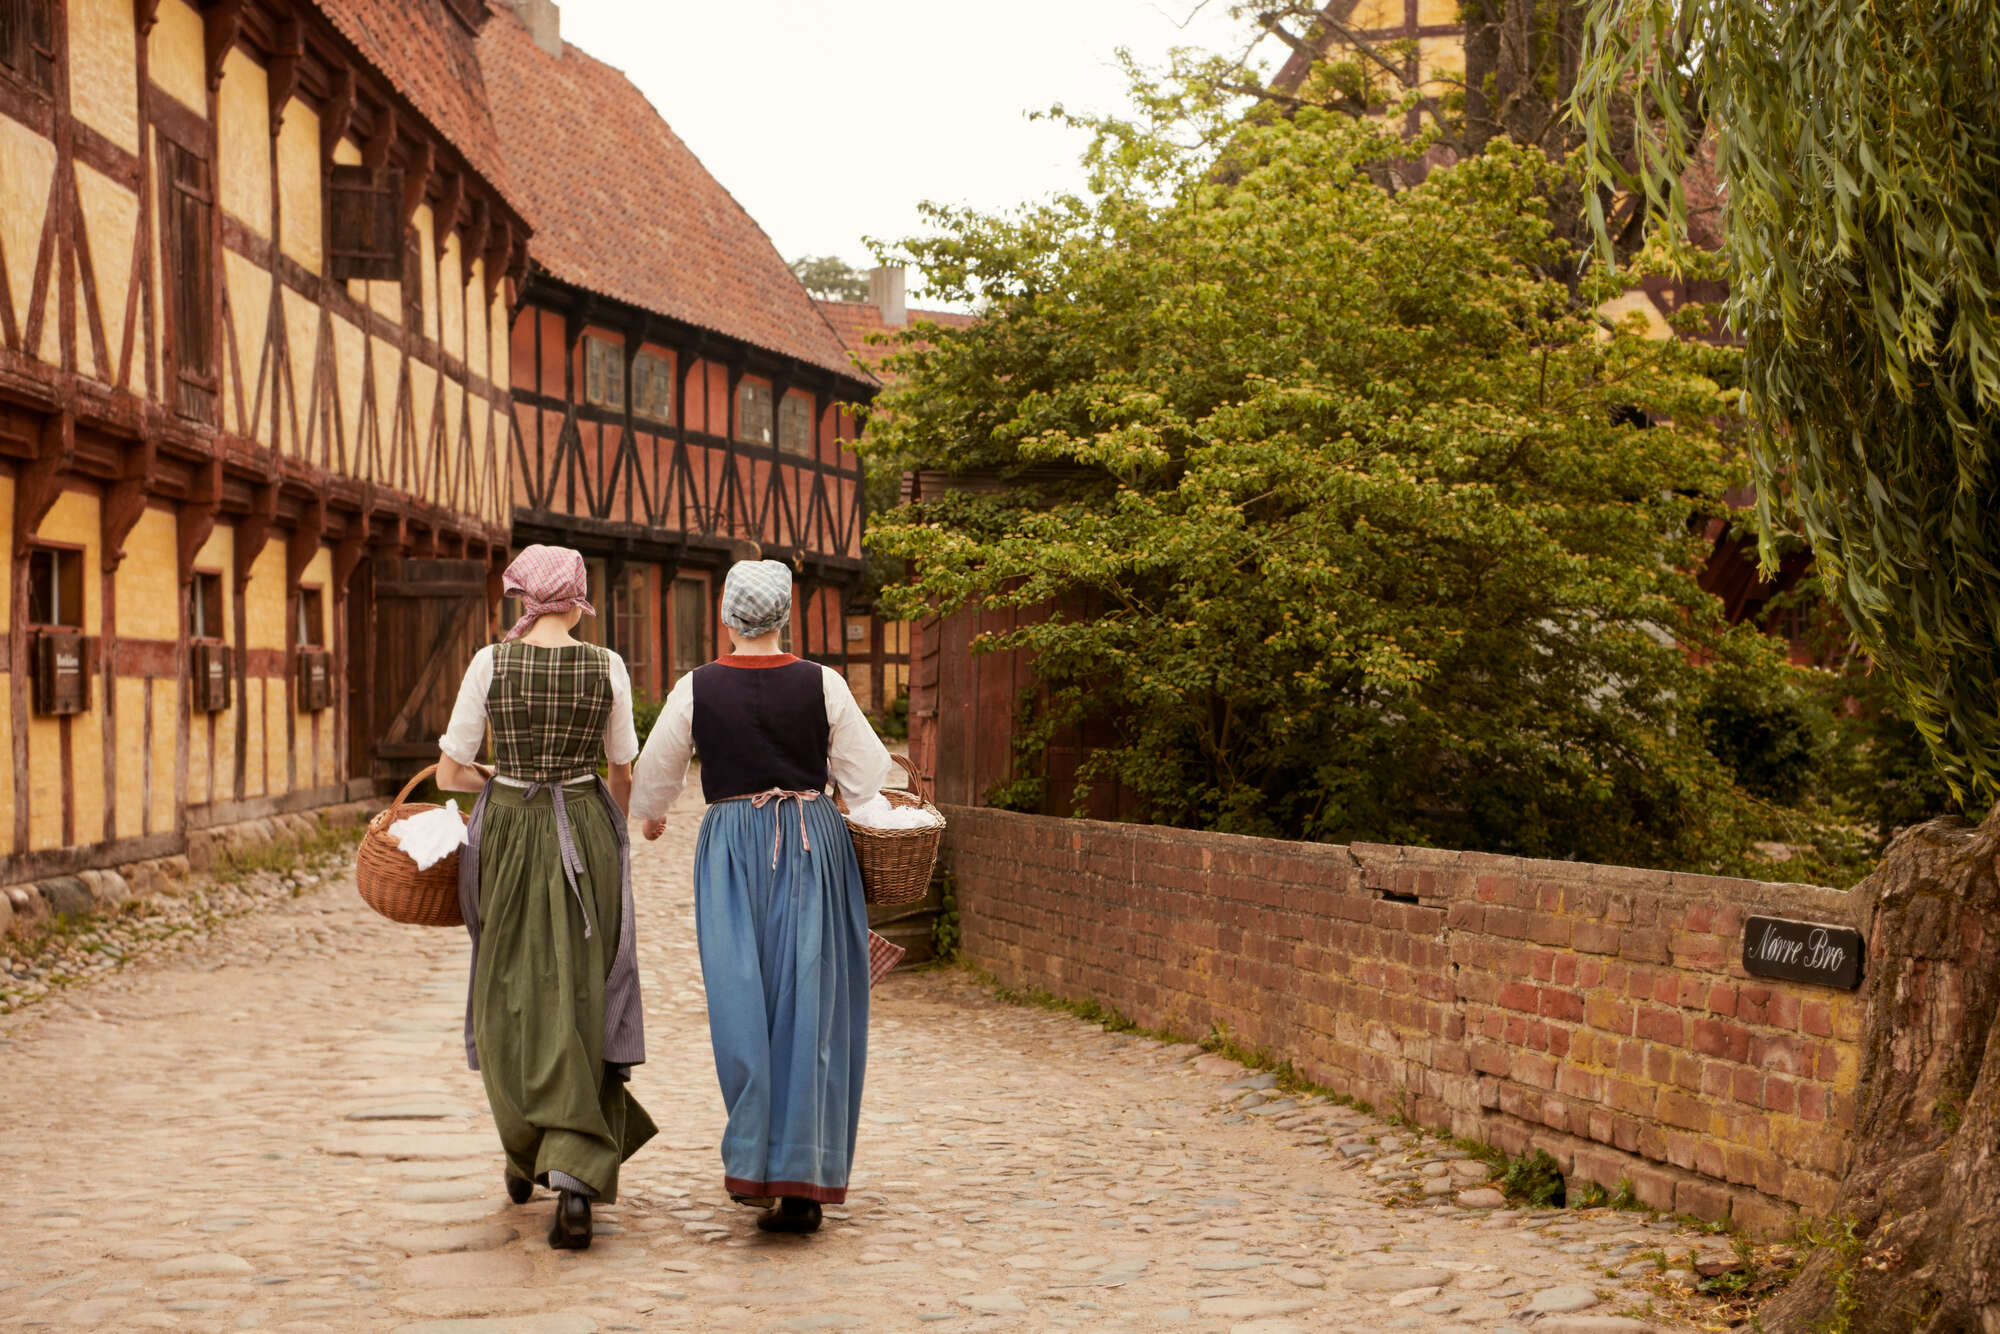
[0,796,1705,1333]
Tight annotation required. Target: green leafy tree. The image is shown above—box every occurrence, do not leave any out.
[867,95,1833,874]
[1574,1,2000,807]
[789,254,871,303]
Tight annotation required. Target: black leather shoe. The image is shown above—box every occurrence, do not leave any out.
[756,1196,822,1234]
[548,1190,592,1249]
[505,1173,533,1205]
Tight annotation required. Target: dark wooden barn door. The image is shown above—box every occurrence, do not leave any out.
[351,558,489,783]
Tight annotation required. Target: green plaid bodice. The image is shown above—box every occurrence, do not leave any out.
[488,642,613,783]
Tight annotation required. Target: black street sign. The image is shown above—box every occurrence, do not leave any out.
[1742,915,1865,990]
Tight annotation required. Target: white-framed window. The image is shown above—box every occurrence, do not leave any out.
[188,570,225,641]
[26,546,84,627]
[735,380,773,446]
[633,351,673,423]
[778,394,814,455]
[296,587,325,648]
[671,576,707,678]
[584,334,624,411]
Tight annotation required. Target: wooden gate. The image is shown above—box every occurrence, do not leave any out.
[349,558,490,783]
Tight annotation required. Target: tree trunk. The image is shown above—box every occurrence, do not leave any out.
[1764,811,2000,1333]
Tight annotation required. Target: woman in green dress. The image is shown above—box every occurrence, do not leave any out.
[436,544,656,1250]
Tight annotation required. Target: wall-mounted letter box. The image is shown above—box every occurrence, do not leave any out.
[192,642,233,713]
[32,631,92,716]
[296,648,333,712]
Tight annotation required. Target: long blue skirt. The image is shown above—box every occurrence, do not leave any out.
[694,793,870,1204]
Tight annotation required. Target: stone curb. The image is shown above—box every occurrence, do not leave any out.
[1,798,377,941]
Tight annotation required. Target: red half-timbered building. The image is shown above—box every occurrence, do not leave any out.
[1,0,525,883]
[479,2,877,699]
[817,268,974,717]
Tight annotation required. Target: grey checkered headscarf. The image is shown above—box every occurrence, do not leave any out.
[720,560,794,639]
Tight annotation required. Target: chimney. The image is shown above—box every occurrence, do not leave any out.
[497,0,562,55]
[869,265,907,329]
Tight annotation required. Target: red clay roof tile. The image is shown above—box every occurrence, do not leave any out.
[477,11,870,386]
[312,0,515,207]
[817,300,976,377]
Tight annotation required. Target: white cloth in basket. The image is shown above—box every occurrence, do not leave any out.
[387,801,468,872]
[845,794,940,831]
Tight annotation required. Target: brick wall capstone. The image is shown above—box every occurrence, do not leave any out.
[938,805,1871,1235]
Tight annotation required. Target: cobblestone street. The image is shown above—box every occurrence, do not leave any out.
[0,796,1706,1333]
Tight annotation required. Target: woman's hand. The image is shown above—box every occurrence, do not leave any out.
[642,818,667,841]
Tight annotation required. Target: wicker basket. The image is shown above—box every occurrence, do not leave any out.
[842,754,946,907]
[355,764,471,927]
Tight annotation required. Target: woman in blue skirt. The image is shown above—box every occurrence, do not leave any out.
[630,559,893,1234]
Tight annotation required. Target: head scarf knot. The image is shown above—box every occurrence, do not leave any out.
[501,545,595,641]
[721,560,795,639]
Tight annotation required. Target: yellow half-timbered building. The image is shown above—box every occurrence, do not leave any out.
[0,0,525,887]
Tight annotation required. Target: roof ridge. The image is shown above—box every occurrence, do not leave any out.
[479,9,872,385]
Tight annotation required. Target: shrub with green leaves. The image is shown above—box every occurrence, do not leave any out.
[868,98,1833,874]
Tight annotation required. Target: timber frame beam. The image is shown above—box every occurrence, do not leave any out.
[286,494,326,588]
[177,457,222,584]
[13,411,76,559]
[100,435,157,571]
[232,481,279,589]
[202,0,245,90]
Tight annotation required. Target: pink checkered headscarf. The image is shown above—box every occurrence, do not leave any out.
[501,545,595,640]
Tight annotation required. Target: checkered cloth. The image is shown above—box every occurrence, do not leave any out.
[868,930,906,988]
[720,560,794,639]
[502,544,597,641]
[488,642,614,783]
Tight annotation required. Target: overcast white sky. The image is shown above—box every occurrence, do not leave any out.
[553,0,1268,302]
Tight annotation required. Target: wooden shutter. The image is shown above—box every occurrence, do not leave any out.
[328,164,404,282]
[162,140,218,424]
[24,0,52,92]
[0,0,56,94]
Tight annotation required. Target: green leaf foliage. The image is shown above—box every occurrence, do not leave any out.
[1574,0,2000,806]
[865,99,1843,874]
[788,253,872,303]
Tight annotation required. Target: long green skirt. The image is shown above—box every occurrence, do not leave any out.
[470,783,656,1201]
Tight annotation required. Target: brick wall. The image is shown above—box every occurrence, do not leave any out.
[940,806,1871,1234]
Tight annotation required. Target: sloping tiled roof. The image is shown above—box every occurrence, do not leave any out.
[312,0,515,206]
[818,300,977,379]
[476,12,869,386]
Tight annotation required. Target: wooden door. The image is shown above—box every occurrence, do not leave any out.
[362,558,489,781]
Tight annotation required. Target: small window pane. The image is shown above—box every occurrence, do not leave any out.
[190,572,224,641]
[633,352,673,423]
[27,548,83,627]
[584,336,624,410]
[26,550,55,624]
[672,577,706,676]
[611,567,650,677]
[778,395,813,455]
[297,588,325,647]
[735,381,773,445]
